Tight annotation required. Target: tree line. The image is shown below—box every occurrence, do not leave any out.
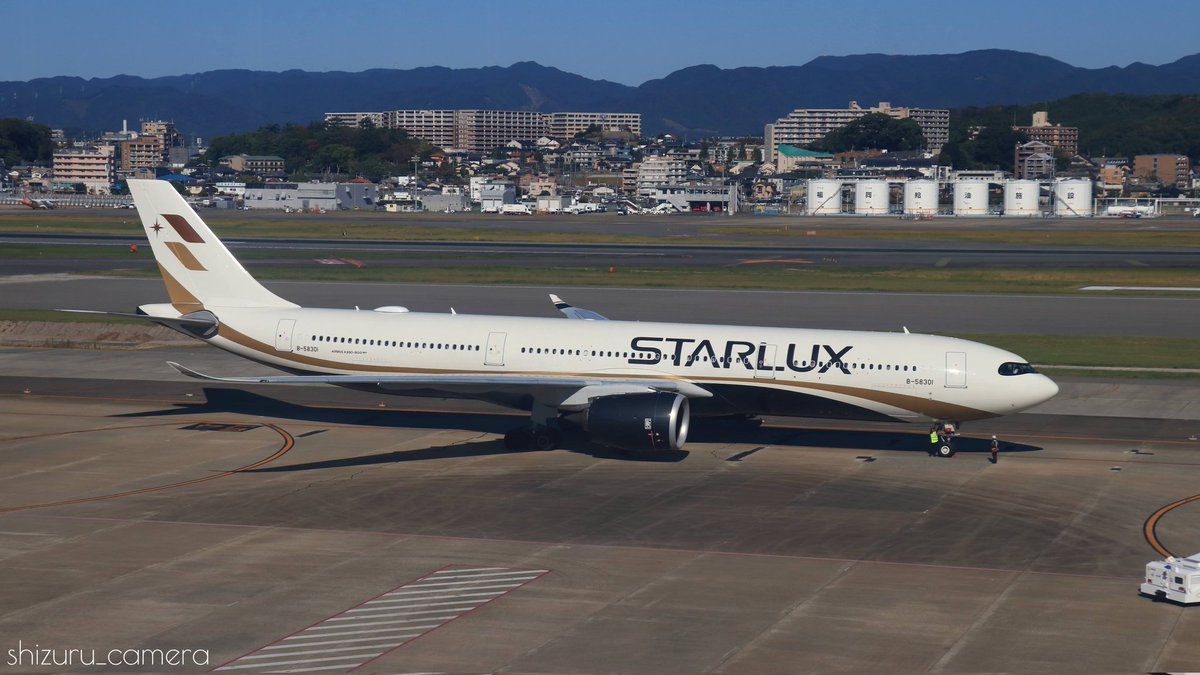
[0,119,53,167]
[202,121,438,180]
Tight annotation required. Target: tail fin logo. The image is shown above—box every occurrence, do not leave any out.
[162,214,206,243]
[151,221,164,236]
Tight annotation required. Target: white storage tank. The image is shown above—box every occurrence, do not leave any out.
[1054,179,1093,217]
[853,180,890,215]
[952,180,989,216]
[806,179,843,215]
[1003,180,1040,216]
[902,180,937,215]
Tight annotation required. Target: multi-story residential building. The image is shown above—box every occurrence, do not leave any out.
[526,175,558,197]
[547,112,641,139]
[1015,140,1055,180]
[119,136,164,172]
[1013,111,1078,157]
[765,101,949,162]
[52,145,115,193]
[636,157,688,198]
[141,120,182,148]
[1133,154,1191,188]
[326,109,641,154]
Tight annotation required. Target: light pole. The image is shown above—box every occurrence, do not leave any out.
[411,155,419,185]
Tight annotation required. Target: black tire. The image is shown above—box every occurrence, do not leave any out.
[532,429,559,451]
[503,428,531,449]
[936,444,954,458]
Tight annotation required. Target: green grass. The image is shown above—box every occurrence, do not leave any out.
[8,210,1200,247]
[946,332,1200,370]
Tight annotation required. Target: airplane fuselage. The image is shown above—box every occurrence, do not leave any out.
[173,304,1058,424]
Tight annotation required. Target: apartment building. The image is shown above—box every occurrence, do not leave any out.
[52,145,115,193]
[119,136,164,172]
[1014,140,1055,180]
[141,120,183,148]
[1133,154,1191,188]
[326,109,641,154]
[765,101,949,162]
[547,112,641,139]
[635,157,688,198]
[1013,111,1078,156]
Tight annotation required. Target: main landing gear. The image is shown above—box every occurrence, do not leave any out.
[504,403,562,451]
[503,426,560,451]
[930,421,959,458]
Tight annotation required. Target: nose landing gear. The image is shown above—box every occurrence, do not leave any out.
[930,421,959,458]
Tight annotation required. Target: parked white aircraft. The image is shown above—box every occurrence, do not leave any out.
[71,179,1057,455]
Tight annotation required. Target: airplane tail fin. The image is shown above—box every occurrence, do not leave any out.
[128,179,297,312]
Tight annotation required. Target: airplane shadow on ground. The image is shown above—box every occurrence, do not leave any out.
[113,387,1042,470]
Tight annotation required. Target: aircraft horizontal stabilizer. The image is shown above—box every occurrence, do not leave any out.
[58,309,218,334]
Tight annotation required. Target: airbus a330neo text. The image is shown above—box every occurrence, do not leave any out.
[72,179,1058,455]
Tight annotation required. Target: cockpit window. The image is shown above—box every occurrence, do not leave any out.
[998,362,1038,376]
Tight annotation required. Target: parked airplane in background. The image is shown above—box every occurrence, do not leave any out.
[20,191,56,209]
[67,179,1058,456]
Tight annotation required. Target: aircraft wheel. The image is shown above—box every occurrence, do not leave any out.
[504,428,532,449]
[531,428,559,451]
[936,443,954,458]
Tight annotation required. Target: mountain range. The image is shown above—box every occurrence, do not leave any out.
[4,49,1200,140]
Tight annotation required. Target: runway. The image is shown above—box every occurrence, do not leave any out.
[7,232,1200,273]
[1,347,1199,672]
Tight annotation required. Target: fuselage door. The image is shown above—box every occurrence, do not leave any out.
[755,343,777,379]
[485,331,507,366]
[945,351,967,388]
[274,319,295,352]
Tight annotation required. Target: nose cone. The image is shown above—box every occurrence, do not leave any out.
[1018,374,1059,411]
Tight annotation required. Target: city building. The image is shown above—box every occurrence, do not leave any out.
[119,136,164,173]
[325,109,641,154]
[52,145,115,193]
[1013,111,1078,157]
[765,101,949,162]
[650,180,738,213]
[220,154,286,176]
[525,175,558,197]
[479,181,517,211]
[140,120,183,149]
[241,182,377,211]
[547,112,641,139]
[774,145,835,173]
[635,157,688,198]
[1133,154,1191,188]
[1014,140,1055,180]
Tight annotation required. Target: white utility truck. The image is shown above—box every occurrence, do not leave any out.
[1141,553,1200,604]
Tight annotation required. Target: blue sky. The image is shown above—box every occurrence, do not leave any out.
[12,0,1200,84]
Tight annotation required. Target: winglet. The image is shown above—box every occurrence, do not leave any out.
[167,361,215,380]
[549,294,608,321]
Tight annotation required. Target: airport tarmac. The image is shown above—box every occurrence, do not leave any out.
[2,346,1200,672]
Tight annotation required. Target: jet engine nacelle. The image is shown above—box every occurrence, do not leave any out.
[586,392,690,452]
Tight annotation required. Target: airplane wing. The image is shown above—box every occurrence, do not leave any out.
[166,361,711,408]
[549,294,608,321]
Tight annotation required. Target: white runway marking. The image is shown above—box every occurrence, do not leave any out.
[213,565,549,672]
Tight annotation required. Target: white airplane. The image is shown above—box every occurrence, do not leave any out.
[20,191,57,209]
[70,179,1058,456]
